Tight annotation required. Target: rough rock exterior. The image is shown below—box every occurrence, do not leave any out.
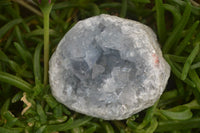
[49,14,170,120]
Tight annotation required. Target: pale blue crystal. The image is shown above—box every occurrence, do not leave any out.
[49,14,170,120]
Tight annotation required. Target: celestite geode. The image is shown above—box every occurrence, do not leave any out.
[49,14,170,120]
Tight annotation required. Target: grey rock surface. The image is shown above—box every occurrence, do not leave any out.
[49,14,170,120]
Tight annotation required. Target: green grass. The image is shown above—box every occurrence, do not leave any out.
[0,0,200,132]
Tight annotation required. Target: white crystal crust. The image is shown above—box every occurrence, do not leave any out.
[49,14,170,120]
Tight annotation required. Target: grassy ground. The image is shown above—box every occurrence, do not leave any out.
[0,0,200,132]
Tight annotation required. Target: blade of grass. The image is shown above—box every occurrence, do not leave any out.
[159,90,180,107]
[167,54,187,63]
[175,21,199,55]
[83,125,96,133]
[170,0,200,16]
[3,111,19,127]
[14,42,33,67]
[89,3,100,15]
[0,71,32,92]
[48,116,68,124]
[0,127,23,133]
[36,104,47,124]
[12,92,23,103]
[0,50,9,62]
[46,116,92,132]
[53,104,62,118]
[156,118,200,132]
[163,3,191,53]
[126,119,146,132]
[146,117,158,133]
[43,94,58,109]
[190,85,200,104]
[173,62,200,104]
[0,18,22,39]
[163,4,181,26]
[24,29,57,38]
[71,127,83,133]
[0,51,33,78]
[8,60,23,73]
[9,60,33,78]
[164,54,195,87]
[62,106,71,115]
[15,26,25,48]
[175,78,184,96]
[1,99,10,118]
[33,43,43,81]
[120,0,127,18]
[4,33,14,51]
[138,101,159,129]
[189,70,200,92]
[102,122,115,133]
[160,90,178,101]
[193,32,200,45]
[159,106,193,120]
[184,100,200,110]
[155,0,166,43]
[168,54,200,63]
[35,125,46,133]
[181,43,199,80]
[21,20,30,33]
[126,119,138,129]
[191,62,200,69]
[61,116,92,130]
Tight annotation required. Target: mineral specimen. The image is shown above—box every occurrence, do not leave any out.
[49,14,170,120]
